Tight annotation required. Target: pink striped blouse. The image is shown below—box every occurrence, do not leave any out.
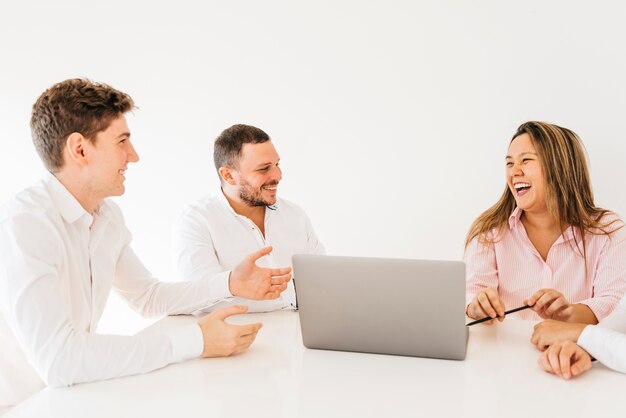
[465,207,626,321]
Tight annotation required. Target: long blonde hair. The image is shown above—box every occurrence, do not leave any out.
[465,121,620,255]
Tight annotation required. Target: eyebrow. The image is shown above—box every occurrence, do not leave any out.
[505,152,537,159]
[254,159,280,169]
[117,132,131,139]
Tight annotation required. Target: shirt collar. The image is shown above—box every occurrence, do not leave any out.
[508,207,524,230]
[508,206,579,242]
[43,172,113,226]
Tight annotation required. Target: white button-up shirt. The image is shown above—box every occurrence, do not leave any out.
[173,190,325,312]
[578,295,626,373]
[0,174,229,406]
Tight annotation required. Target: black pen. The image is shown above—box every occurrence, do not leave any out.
[466,305,531,326]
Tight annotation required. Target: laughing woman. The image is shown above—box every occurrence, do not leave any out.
[464,121,626,324]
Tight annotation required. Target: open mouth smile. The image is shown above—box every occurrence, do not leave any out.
[513,182,531,196]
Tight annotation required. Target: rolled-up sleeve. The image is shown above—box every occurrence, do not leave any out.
[577,224,626,321]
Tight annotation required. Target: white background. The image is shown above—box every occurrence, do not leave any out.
[1,0,625,334]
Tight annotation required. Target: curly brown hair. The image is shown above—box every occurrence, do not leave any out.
[30,78,135,172]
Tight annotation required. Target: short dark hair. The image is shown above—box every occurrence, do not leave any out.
[213,124,271,172]
[30,78,135,172]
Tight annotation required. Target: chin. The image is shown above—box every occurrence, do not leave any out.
[113,185,126,196]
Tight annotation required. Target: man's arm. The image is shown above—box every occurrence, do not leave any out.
[578,325,626,374]
[115,242,291,316]
[0,214,191,387]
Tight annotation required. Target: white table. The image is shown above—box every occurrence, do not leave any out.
[6,311,626,418]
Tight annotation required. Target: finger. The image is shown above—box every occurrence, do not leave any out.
[238,329,259,342]
[212,305,248,320]
[530,326,540,346]
[467,301,487,320]
[559,345,574,379]
[534,292,559,312]
[270,274,292,286]
[571,351,593,377]
[247,246,273,263]
[526,289,547,307]
[547,345,563,377]
[544,297,568,317]
[269,266,292,277]
[485,289,505,317]
[538,351,555,374]
[235,322,263,336]
[477,293,498,318]
[235,333,258,353]
[265,283,288,297]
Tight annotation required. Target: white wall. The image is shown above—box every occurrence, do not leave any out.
[1,0,625,334]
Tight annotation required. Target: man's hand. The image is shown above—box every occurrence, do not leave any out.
[538,340,592,379]
[229,246,292,300]
[466,288,505,324]
[531,320,587,351]
[525,289,574,321]
[198,305,262,357]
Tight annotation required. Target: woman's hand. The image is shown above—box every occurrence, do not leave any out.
[466,288,505,324]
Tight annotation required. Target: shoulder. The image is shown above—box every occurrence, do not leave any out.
[174,194,226,232]
[0,183,64,255]
[275,197,309,217]
[591,211,625,236]
[180,194,224,218]
[0,180,56,225]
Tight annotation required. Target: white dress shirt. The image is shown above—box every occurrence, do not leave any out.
[173,190,325,312]
[0,174,230,406]
[578,294,626,373]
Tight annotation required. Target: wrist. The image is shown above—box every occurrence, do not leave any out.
[573,323,587,342]
[228,271,238,297]
[568,303,599,325]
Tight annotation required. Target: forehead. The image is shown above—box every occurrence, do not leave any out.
[507,133,537,156]
[96,115,130,140]
[238,141,279,167]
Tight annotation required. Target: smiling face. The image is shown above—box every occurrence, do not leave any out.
[506,133,547,214]
[83,115,139,200]
[231,141,282,207]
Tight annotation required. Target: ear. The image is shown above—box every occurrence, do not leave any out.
[218,166,237,185]
[65,132,89,166]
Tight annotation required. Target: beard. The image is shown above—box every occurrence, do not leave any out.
[239,178,278,207]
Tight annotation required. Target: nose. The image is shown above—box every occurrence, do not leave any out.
[509,161,523,176]
[272,165,282,182]
[127,141,140,163]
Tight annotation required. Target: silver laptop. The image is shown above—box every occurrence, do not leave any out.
[292,254,468,360]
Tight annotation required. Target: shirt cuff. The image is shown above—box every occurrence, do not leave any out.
[211,270,234,300]
[576,298,615,322]
[164,323,204,363]
[577,324,599,351]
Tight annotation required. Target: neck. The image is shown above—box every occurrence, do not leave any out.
[521,209,560,232]
[55,169,101,214]
[221,186,266,220]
